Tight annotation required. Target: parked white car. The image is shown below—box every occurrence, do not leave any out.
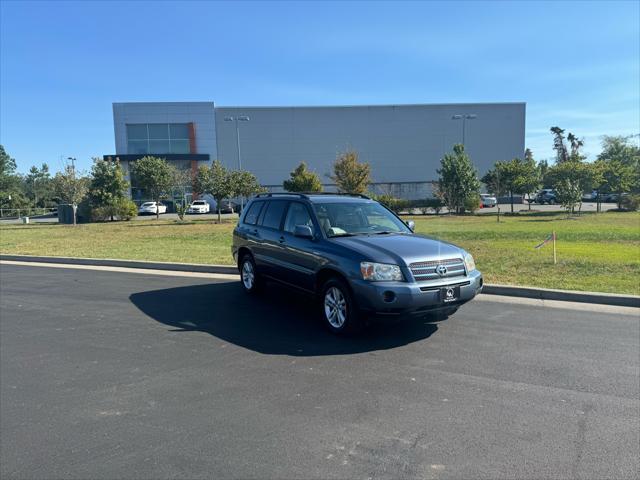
[187,200,211,214]
[138,202,167,215]
[480,194,497,208]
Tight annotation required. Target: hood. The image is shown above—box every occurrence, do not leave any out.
[332,233,464,266]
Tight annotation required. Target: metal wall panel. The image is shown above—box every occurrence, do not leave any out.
[214,103,525,187]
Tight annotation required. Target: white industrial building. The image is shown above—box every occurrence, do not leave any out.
[106,101,525,203]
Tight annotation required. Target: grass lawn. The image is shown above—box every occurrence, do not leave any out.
[1,212,639,295]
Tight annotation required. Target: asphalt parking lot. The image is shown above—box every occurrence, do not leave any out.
[1,263,638,479]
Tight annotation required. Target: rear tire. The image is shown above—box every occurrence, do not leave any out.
[239,254,263,294]
[320,277,362,335]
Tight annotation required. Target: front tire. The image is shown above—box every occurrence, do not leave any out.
[320,278,362,334]
[240,255,262,294]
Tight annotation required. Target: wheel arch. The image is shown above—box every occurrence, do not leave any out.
[237,246,253,267]
[315,267,352,295]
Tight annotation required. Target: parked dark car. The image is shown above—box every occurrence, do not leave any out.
[218,201,241,214]
[535,189,557,204]
[232,193,483,334]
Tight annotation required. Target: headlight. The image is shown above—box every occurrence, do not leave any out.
[360,262,404,281]
[463,252,476,272]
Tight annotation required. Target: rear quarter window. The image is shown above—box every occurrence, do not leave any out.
[243,201,264,225]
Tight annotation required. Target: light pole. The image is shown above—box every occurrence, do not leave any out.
[451,114,477,146]
[224,116,250,170]
[224,115,250,210]
[67,156,77,175]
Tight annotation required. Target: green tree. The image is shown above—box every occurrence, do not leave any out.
[231,169,264,204]
[546,161,593,214]
[130,156,176,220]
[538,159,551,187]
[515,150,541,211]
[53,164,89,225]
[193,160,234,223]
[0,145,29,210]
[550,126,569,163]
[481,157,538,213]
[329,150,371,194]
[283,162,323,192]
[481,161,510,221]
[88,157,130,220]
[437,144,480,214]
[24,163,53,208]
[595,135,640,208]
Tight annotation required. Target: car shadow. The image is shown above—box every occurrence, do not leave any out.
[129,282,438,356]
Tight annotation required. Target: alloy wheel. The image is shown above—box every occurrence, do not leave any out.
[324,286,347,328]
[242,260,255,290]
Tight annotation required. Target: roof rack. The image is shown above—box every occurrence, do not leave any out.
[254,192,370,200]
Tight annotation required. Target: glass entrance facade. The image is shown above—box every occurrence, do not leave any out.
[126,123,191,154]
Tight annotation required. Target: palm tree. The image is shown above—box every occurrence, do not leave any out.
[567,133,584,158]
[550,127,569,163]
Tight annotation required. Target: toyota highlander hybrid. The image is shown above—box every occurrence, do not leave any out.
[232,193,483,334]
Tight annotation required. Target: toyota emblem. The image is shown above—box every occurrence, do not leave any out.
[435,264,448,276]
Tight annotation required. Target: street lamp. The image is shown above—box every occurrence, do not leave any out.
[451,114,477,145]
[224,115,250,210]
[67,156,77,175]
[224,116,250,170]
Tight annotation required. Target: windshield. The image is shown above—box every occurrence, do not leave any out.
[141,202,155,207]
[192,201,205,205]
[313,201,411,237]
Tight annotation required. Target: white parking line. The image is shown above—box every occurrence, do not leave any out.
[0,260,239,281]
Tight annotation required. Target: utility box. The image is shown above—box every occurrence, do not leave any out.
[57,204,75,224]
[22,217,29,224]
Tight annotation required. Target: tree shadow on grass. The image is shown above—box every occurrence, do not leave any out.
[129,281,438,357]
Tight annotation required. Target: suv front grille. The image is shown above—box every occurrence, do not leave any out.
[409,257,466,282]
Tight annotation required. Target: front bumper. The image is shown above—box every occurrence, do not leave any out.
[351,270,483,316]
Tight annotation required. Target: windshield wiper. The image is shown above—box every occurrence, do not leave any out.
[373,231,396,235]
[329,232,360,238]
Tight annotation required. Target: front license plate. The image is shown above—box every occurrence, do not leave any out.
[441,286,460,303]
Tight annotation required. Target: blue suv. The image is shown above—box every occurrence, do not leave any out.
[232,193,483,334]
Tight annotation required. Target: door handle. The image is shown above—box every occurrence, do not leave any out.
[279,236,285,244]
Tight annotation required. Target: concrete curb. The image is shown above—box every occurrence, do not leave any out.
[481,284,640,308]
[2,254,639,308]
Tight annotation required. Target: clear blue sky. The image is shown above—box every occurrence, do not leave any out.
[1,0,638,173]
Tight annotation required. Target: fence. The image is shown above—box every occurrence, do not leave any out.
[0,207,58,219]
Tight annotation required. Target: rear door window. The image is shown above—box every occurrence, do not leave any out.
[260,201,288,230]
[243,201,264,225]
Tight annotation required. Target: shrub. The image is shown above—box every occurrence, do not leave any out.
[462,195,481,214]
[90,198,137,222]
[91,205,112,222]
[620,194,640,211]
[372,194,409,213]
[116,198,138,220]
[176,202,187,221]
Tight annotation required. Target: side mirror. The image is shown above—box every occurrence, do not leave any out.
[294,224,314,239]
[406,220,415,232]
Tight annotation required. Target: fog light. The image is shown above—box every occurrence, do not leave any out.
[383,291,396,303]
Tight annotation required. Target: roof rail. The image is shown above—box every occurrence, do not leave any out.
[254,192,370,200]
[254,192,309,199]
